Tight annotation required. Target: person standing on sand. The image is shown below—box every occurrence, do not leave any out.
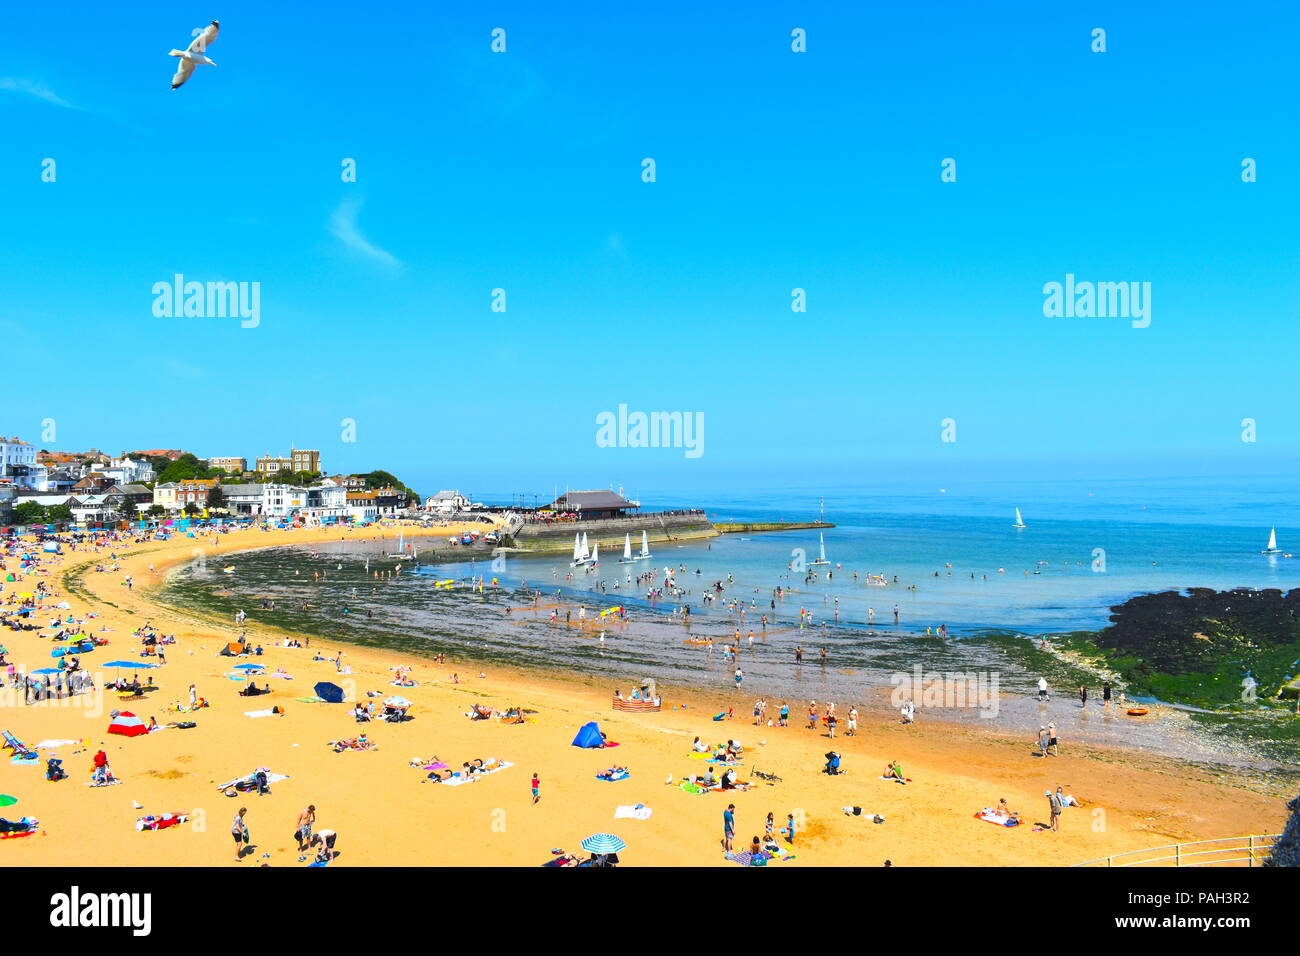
[296,805,315,851]
[1102,681,1111,706]
[1047,790,1062,832]
[1048,722,1059,756]
[232,807,250,861]
[722,803,735,852]
[847,706,858,736]
[1038,725,1050,757]
[1079,685,1087,707]
[531,772,540,804]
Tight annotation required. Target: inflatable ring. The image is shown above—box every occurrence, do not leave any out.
[1126,707,1149,716]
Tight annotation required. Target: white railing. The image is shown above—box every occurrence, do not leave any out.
[1073,833,1281,868]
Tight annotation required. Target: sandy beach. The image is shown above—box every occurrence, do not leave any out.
[0,524,1289,867]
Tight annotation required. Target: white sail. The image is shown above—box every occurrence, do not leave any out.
[1264,528,1280,553]
[819,532,827,562]
[1014,507,1026,528]
[640,530,651,558]
[581,532,590,560]
[623,533,632,560]
[591,541,599,564]
[573,533,582,561]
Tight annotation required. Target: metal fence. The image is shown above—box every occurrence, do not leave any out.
[1073,833,1281,868]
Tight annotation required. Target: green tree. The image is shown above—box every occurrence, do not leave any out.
[183,502,199,516]
[207,486,226,511]
[117,497,137,522]
[146,504,167,518]
[46,504,73,522]
[13,501,47,525]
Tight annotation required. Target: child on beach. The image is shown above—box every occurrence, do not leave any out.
[532,773,540,804]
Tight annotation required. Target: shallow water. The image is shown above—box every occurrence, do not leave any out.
[157,534,1300,772]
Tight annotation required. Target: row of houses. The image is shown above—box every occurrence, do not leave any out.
[1,437,156,493]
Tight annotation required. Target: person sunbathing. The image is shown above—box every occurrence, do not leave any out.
[691,736,710,753]
[596,766,629,780]
[883,760,905,782]
[409,756,441,768]
[996,798,1019,819]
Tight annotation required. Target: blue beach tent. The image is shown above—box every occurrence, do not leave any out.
[313,681,345,703]
[571,721,604,748]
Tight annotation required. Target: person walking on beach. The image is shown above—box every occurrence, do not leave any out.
[779,702,789,727]
[1037,677,1049,701]
[1047,722,1059,756]
[1047,789,1062,832]
[722,804,736,852]
[531,772,540,804]
[296,805,315,851]
[1038,725,1050,757]
[794,645,803,664]
[847,705,858,736]
[1078,685,1087,707]
[1102,681,1111,706]
[893,604,899,624]
[232,807,250,861]
[807,701,818,729]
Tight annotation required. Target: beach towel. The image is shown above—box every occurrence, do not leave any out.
[438,761,514,787]
[295,696,325,703]
[879,775,911,784]
[9,754,40,765]
[243,708,284,718]
[678,781,707,795]
[136,814,186,831]
[596,770,631,782]
[33,740,80,750]
[975,810,1020,828]
[614,805,653,820]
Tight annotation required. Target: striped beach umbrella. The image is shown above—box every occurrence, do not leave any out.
[580,833,626,854]
[107,712,148,737]
[384,696,411,709]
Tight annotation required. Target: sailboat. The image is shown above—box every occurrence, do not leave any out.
[809,532,830,566]
[619,533,635,564]
[1013,507,1026,529]
[589,541,600,566]
[1262,528,1282,555]
[638,529,652,560]
[387,531,408,558]
[571,532,593,567]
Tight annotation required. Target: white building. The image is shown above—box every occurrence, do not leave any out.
[0,436,49,490]
[425,490,470,514]
[103,457,155,485]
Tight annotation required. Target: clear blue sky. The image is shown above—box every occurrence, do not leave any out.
[2,2,1296,500]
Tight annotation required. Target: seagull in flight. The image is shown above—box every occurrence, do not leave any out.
[169,20,219,90]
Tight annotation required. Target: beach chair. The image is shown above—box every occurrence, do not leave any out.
[1,730,35,759]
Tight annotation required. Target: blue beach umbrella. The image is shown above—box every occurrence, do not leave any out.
[232,663,264,671]
[103,660,157,668]
[580,833,626,854]
[31,667,62,675]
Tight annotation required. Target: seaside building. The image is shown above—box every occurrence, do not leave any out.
[102,456,155,485]
[0,436,49,490]
[425,490,470,515]
[256,448,321,475]
[207,456,248,474]
[544,489,641,521]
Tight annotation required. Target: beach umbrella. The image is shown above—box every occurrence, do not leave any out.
[31,667,62,675]
[107,712,148,738]
[232,663,264,671]
[384,696,411,708]
[103,661,156,668]
[580,833,626,854]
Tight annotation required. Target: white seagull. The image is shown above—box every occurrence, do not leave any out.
[169,20,219,90]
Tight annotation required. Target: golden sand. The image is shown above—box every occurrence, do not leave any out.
[0,524,1287,867]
